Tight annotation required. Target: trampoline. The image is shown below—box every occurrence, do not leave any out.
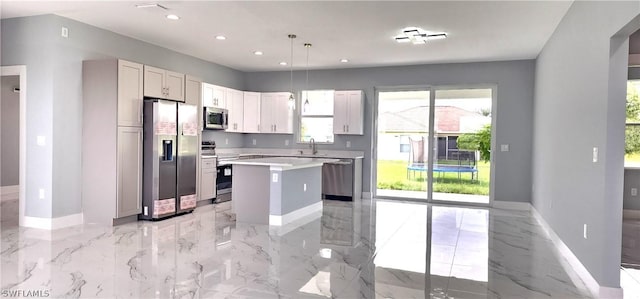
[407,163,478,180]
[406,136,478,181]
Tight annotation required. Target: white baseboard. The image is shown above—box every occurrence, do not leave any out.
[362,192,372,199]
[23,213,84,230]
[1,185,19,196]
[269,201,323,226]
[492,200,531,211]
[623,209,640,219]
[530,207,622,299]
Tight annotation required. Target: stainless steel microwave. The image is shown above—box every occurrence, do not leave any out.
[204,107,228,130]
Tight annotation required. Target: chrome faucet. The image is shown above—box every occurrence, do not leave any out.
[309,138,317,155]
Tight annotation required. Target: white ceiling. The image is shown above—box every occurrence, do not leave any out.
[1,1,573,72]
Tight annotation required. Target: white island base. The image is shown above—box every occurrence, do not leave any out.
[229,157,334,226]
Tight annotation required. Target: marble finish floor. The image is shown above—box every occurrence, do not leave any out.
[0,199,596,298]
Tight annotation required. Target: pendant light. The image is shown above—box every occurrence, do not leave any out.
[303,43,312,113]
[287,34,296,110]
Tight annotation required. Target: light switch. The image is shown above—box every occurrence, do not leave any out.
[37,136,46,146]
[500,144,509,152]
[593,147,598,163]
[39,188,45,199]
[285,140,290,146]
[61,27,68,38]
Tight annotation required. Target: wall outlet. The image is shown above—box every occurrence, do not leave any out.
[346,141,351,148]
[144,206,148,216]
[225,138,229,145]
[272,173,278,182]
[61,26,68,38]
[632,188,638,197]
[592,147,598,163]
[303,183,307,192]
[252,139,256,145]
[37,136,46,146]
[583,224,588,239]
[285,139,290,146]
[38,188,45,200]
[500,144,509,152]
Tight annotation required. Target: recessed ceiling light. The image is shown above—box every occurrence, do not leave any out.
[254,51,263,56]
[166,14,180,20]
[279,62,287,66]
[340,59,349,63]
[215,35,226,40]
[394,27,447,44]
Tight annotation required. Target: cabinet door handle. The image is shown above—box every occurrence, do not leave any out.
[274,124,277,132]
[258,124,260,131]
[347,125,349,132]
[343,125,346,132]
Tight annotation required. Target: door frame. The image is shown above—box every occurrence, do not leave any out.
[373,84,497,207]
[1,65,27,226]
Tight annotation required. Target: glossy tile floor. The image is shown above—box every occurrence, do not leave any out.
[622,217,640,298]
[0,198,600,298]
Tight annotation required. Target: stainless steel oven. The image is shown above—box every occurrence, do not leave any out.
[204,107,228,130]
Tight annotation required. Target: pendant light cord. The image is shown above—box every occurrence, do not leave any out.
[290,35,294,95]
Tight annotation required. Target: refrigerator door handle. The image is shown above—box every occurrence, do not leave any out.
[162,140,174,161]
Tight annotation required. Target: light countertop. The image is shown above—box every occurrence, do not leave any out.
[226,157,339,171]
[215,148,364,159]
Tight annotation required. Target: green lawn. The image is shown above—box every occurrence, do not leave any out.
[627,153,640,162]
[377,160,490,195]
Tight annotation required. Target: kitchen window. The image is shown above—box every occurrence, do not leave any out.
[299,90,334,143]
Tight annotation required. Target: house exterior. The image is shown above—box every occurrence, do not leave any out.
[378,105,490,161]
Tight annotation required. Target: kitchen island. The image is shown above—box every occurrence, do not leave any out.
[226,157,338,226]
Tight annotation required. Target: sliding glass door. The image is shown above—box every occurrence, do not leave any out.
[376,90,431,199]
[376,86,493,205]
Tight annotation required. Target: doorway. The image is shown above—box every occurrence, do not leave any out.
[375,86,493,205]
[1,66,26,229]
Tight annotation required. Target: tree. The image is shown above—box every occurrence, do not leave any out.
[457,124,491,162]
[628,82,640,121]
[626,82,640,155]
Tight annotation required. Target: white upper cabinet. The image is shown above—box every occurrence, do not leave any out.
[243,92,261,133]
[202,83,226,108]
[185,76,202,130]
[260,92,293,134]
[165,70,185,101]
[226,88,244,132]
[117,60,144,127]
[143,65,185,102]
[333,90,364,135]
[185,76,201,107]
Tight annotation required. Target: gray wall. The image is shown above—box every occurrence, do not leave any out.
[532,1,640,288]
[1,14,245,218]
[245,60,535,202]
[201,130,244,148]
[1,76,19,187]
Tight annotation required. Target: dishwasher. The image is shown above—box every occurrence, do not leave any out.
[322,159,353,200]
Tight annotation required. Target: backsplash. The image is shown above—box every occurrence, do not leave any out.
[201,130,244,148]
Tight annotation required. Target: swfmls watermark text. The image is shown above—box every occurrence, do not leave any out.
[1,289,50,297]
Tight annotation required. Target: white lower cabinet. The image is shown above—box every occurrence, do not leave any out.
[200,157,217,200]
[117,127,143,217]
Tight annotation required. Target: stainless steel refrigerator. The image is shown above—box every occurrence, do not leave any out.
[141,99,198,220]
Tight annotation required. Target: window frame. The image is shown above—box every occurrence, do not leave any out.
[297,89,335,144]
